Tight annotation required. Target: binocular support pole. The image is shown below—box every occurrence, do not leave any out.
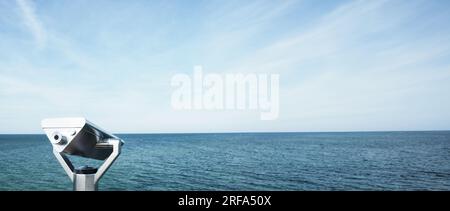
[53,139,122,191]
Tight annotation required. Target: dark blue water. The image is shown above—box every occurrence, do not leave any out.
[0,132,449,190]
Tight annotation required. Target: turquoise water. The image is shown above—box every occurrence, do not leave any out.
[0,132,450,191]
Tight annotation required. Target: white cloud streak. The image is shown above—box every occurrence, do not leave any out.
[16,0,46,48]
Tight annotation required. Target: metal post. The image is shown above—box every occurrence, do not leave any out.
[74,173,98,191]
[73,166,98,191]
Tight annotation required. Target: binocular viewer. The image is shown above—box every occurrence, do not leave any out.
[42,118,124,191]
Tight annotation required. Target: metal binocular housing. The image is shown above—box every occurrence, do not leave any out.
[42,118,124,191]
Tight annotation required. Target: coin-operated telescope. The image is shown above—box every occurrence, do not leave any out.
[41,118,124,191]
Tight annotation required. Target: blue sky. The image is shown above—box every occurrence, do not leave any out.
[1,0,450,133]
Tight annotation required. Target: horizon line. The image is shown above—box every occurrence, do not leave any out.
[1,129,450,136]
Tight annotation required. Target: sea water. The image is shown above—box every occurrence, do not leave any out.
[0,132,449,190]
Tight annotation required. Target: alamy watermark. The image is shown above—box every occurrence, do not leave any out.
[171,66,279,120]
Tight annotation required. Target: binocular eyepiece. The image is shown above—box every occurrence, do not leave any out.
[51,132,67,145]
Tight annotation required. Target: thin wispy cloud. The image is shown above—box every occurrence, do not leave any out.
[14,0,94,70]
[15,0,46,48]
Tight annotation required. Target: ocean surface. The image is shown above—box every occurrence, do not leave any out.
[0,132,449,191]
